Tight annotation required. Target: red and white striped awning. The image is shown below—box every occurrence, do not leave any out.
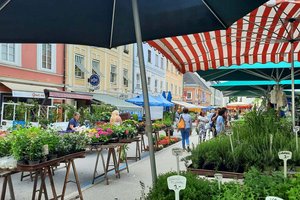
[148,2,300,73]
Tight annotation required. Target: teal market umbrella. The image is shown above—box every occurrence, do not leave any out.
[197,62,300,81]
[212,80,300,90]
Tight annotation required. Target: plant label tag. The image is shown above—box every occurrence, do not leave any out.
[214,173,223,181]
[293,126,300,133]
[43,144,49,155]
[225,130,233,136]
[167,175,186,191]
[278,151,292,160]
[214,173,223,190]
[265,196,284,200]
[172,148,183,156]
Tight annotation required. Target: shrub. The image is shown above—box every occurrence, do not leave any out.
[146,171,218,200]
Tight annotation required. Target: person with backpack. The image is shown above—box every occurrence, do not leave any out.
[177,107,192,152]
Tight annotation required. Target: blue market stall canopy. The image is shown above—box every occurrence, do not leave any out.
[166,91,172,102]
[196,62,300,81]
[154,95,174,107]
[126,95,164,107]
[93,94,143,113]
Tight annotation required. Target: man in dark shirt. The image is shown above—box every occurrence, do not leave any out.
[66,112,80,132]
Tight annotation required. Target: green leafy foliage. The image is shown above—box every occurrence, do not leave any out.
[146,171,218,200]
[146,168,300,200]
[190,109,295,172]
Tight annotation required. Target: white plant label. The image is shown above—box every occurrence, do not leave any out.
[43,144,49,155]
[172,148,183,156]
[265,196,284,200]
[293,126,300,133]
[167,175,186,200]
[214,173,223,190]
[278,151,292,160]
[278,151,292,178]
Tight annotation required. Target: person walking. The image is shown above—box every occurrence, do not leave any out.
[178,107,192,152]
[197,111,209,142]
[216,108,226,135]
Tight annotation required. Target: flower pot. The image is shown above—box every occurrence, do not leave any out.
[109,137,119,143]
[47,154,58,160]
[28,160,40,165]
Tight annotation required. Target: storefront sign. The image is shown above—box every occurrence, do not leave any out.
[12,91,45,98]
[89,74,100,86]
[45,90,92,100]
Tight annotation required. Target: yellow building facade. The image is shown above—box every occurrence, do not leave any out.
[65,44,133,98]
[165,61,183,101]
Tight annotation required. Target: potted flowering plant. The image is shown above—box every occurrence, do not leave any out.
[87,127,114,144]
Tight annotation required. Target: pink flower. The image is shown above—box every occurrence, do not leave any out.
[95,134,100,138]
[97,128,103,132]
[106,128,113,134]
[125,130,129,135]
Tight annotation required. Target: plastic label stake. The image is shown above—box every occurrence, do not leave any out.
[172,148,183,174]
[43,144,49,155]
[278,151,292,178]
[167,175,187,200]
[214,173,223,190]
[265,196,284,200]
[293,126,299,152]
[226,130,234,153]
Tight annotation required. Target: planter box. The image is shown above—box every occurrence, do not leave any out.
[187,166,244,179]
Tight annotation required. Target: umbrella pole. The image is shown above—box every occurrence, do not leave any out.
[291,41,296,128]
[131,0,157,184]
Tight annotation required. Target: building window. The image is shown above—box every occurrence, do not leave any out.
[161,57,164,69]
[160,81,163,92]
[110,65,117,84]
[136,73,141,89]
[175,85,177,95]
[42,44,52,70]
[202,91,206,103]
[166,60,169,71]
[0,43,21,66]
[171,84,173,93]
[37,44,56,72]
[155,79,158,92]
[75,54,85,79]
[92,59,100,75]
[147,50,151,63]
[166,82,168,92]
[155,54,158,66]
[123,68,129,87]
[2,44,15,62]
[124,45,129,54]
[147,77,151,86]
[187,91,192,100]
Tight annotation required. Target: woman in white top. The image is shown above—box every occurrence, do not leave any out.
[197,111,209,142]
[110,110,123,126]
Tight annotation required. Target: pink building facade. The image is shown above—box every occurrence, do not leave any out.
[0,44,65,127]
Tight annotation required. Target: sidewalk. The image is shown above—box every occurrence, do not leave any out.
[76,132,199,200]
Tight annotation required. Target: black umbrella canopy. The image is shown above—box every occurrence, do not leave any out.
[0,0,267,48]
